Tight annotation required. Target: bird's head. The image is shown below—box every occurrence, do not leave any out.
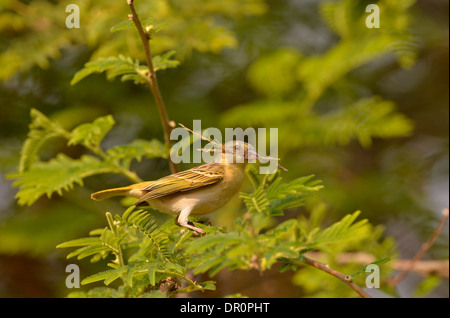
[214,140,288,171]
[221,140,259,164]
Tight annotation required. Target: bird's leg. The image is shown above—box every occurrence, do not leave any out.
[177,206,205,235]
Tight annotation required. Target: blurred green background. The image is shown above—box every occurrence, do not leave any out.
[0,0,448,297]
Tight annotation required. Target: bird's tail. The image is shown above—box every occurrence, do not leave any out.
[91,181,153,201]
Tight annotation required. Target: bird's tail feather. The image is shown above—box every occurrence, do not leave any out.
[91,181,153,201]
[91,187,132,201]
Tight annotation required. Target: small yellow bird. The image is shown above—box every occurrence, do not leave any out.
[91,141,278,234]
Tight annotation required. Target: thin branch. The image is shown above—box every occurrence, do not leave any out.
[127,0,178,173]
[178,122,224,150]
[393,259,449,278]
[306,251,449,278]
[299,255,372,298]
[388,208,449,287]
[178,123,288,171]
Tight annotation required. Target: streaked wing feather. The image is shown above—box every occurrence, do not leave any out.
[134,163,224,204]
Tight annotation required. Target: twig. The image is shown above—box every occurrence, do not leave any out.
[127,0,178,173]
[306,251,449,278]
[178,123,288,171]
[393,259,449,278]
[388,208,449,287]
[178,123,224,150]
[299,255,372,298]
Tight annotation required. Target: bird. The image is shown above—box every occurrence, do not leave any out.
[91,140,279,234]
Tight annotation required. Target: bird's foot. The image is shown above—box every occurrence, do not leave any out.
[174,217,206,236]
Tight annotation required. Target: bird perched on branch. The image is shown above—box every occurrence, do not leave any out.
[91,140,285,234]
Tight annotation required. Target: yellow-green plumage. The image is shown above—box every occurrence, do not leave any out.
[91,141,261,234]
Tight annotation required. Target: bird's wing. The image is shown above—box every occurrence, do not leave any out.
[134,163,224,205]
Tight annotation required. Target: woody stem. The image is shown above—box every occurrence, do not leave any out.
[127,0,178,173]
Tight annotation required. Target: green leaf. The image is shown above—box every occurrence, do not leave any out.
[120,209,171,260]
[142,19,168,36]
[185,233,237,254]
[70,52,179,87]
[70,67,99,86]
[75,245,111,260]
[320,97,415,148]
[126,264,137,287]
[149,22,168,34]
[110,20,134,33]
[241,174,322,216]
[140,18,154,28]
[121,206,136,221]
[68,115,115,149]
[245,165,261,189]
[208,259,235,277]
[152,51,180,71]
[310,211,369,247]
[350,257,391,278]
[240,188,270,214]
[193,255,226,275]
[11,154,116,206]
[266,242,301,261]
[18,108,69,173]
[56,237,102,249]
[278,263,298,273]
[106,138,168,169]
[165,262,186,276]
[198,281,216,291]
[147,264,156,286]
[81,267,126,286]
[70,56,148,86]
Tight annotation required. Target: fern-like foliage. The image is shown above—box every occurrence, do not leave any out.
[1,0,266,81]
[119,208,171,261]
[67,115,115,150]
[70,55,149,86]
[70,53,179,86]
[222,96,414,149]
[241,168,323,216]
[182,170,389,279]
[184,170,324,275]
[10,154,114,206]
[9,109,168,206]
[221,0,418,150]
[7,0,403,298]
[58,207,216,297]
[306,211,368,248]
[18,109,70,173]
[56,167,394,297]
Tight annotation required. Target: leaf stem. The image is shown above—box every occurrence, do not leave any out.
[106,212,125,268]
[127,0,178,174]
